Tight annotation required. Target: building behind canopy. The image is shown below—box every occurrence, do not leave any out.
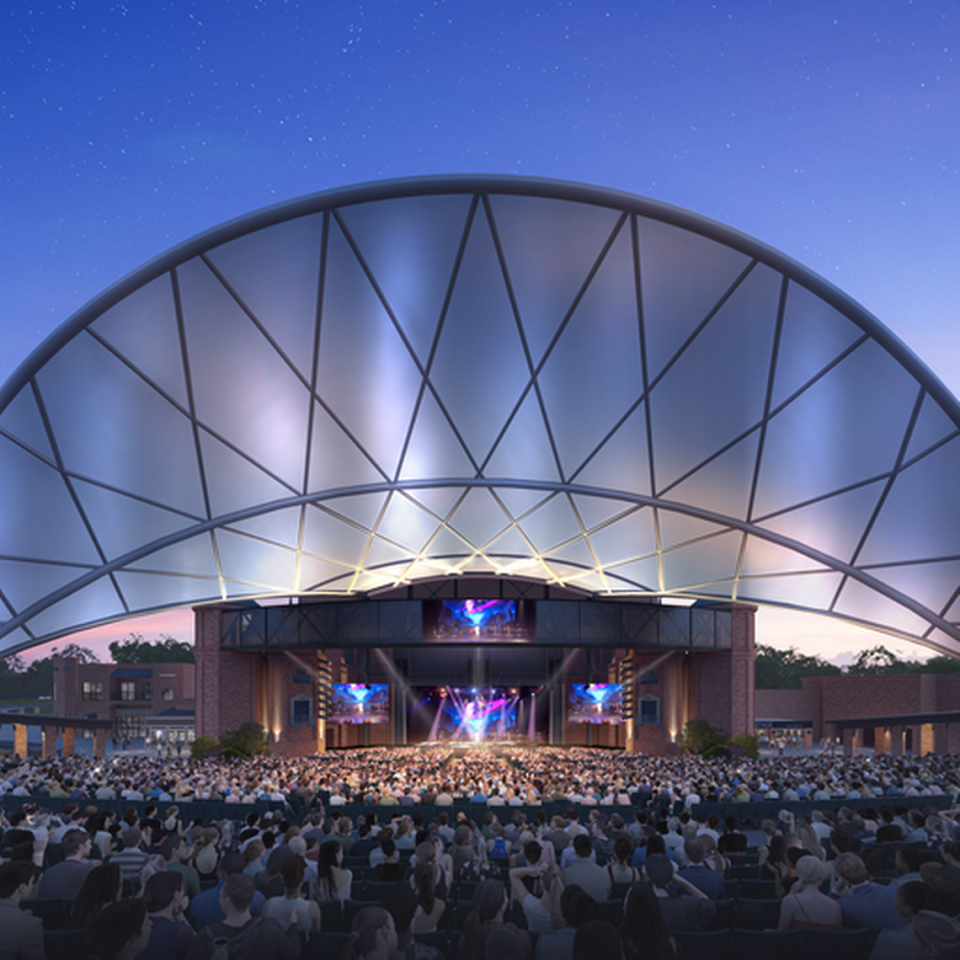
[2,176,959,756]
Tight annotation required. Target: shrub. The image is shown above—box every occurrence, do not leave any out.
[729,733,759,760]
[219,722,270,758]
[190,736,220,760]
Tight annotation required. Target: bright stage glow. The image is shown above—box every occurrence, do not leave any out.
[410,684,545,742]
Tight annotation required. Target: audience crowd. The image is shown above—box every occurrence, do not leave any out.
[1,743,959,959]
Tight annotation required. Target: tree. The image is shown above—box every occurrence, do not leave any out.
[190,736,220,761]
[678,719,729,756]
[109,632,194,664]
[754,644,842,689]
[730,733,760,760]
[54,643,100,664]
[847,645,908,676]
[219,722,270,758]
[907,656,960,674]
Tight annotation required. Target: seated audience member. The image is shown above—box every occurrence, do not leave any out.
[573,919,623,960]
[677,839,725,900]
[716,814,747,854]
[484,926,525,960]
[561,833,611,904]
[263,855,320,937]
[186,873,299,960]
[311,838,355,899]
[372,837,407,882]
[189,851,266,930]
[138,870,195,960]
[86,898,152,960]
[69,862,123,928]
[533,884,598,960]
[777,855,841,931]
[607,837,639,884]
[162,833,202,901]
[461,878,533,960]
[109,827,150,884]
[0,860,44,960]
[646,852,716,932]
[620,883,677,960]
[911,909,960,960]
[411,859,447,932]
[511,861,564,935]
[381,882,445,960]
[37,826,97,899]
[828,851,908,931]
[340,906,400,960]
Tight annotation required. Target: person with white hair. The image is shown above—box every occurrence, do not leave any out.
[776,855,841,931]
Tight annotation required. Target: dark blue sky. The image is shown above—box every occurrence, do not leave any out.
[2,0,958,661]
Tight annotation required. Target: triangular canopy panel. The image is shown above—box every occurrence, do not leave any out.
[1,176,958,656]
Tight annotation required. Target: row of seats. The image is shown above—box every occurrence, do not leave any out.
[5,791,952,831]
[290,925,880,960]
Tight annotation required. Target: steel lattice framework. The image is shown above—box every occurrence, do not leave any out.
[2,176,959,657]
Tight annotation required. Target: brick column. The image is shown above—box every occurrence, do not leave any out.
[194,606,224,742]
[889,725,904,757]
[729,605,756,738]
[92,729,107,760]
[13,723,28,758]
[62,726,75,756]
[42,727,58,759]
[841,727,857,758]
[920,723,935,756]
[874,727,890,756]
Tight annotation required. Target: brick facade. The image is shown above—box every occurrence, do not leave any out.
[52,656,195,737]
[755,672,960,754]
[192,603,757,758]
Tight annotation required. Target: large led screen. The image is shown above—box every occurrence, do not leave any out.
[330,683,390,724]
[423,599,534,642]
[568,683,624,724]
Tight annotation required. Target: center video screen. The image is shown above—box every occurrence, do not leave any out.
[330,683,390,724]
[423,598,534,642]
[568,683,625,724]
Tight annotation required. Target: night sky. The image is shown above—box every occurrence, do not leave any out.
[2,1,958,663]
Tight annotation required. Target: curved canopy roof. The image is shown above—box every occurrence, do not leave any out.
[2,176,959,657]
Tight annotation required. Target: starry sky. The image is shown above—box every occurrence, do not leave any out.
[2,0,958,664]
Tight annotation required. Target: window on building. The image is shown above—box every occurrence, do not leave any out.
[120,681,136,701]
[291,696,312,726]
[82,682,103,701]
[143,681,152,700]
[163,688,174,701]
[639,695,660,727]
